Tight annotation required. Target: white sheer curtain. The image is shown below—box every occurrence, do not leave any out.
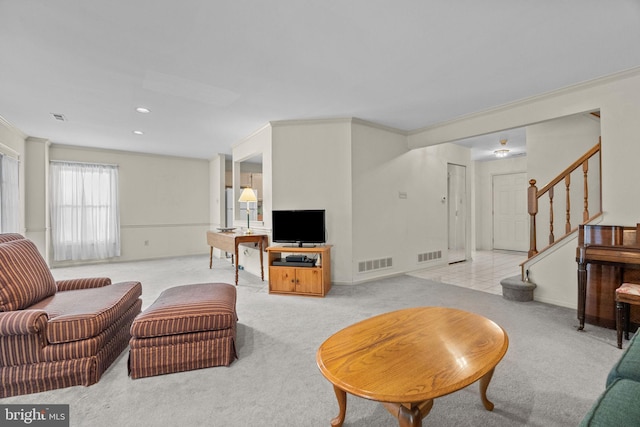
[0,154,20,233]
[50,161,120,261]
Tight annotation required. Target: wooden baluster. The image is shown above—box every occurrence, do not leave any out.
[524,142,600,258]
[528,179,538,257]
[583,160,589,222]
[565,174,571,234]
[549,186,554,245]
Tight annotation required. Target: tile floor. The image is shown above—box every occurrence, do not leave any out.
[408,250,527,295]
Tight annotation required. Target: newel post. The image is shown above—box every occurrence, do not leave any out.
[528,179,538,257]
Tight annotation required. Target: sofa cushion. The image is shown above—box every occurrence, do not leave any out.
[0,239,57,312]
[580,378,640,426]
[607,332,640,386]
[130,283,236,339]
[30,281,142,344]
[0,233,25,244]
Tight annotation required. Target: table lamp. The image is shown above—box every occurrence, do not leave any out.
[238,188,257,234]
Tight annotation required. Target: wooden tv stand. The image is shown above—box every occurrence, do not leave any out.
[267,245,332,297]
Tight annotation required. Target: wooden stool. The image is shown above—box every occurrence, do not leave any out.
[615,283,640,349]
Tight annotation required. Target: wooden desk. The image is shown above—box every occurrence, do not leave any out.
[316,307,509,427]
[206,231,268,286]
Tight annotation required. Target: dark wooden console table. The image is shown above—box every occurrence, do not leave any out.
[207,231,268,286]
[576,224,640,330]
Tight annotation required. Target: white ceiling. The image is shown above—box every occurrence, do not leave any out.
[1,1,639,160]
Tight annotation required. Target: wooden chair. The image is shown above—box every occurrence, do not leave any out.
[615,283,640,349]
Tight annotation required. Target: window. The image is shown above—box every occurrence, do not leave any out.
[0,154,20,233]
[50,161,120,261]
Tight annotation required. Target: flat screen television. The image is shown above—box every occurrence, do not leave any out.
[272,209,326,247]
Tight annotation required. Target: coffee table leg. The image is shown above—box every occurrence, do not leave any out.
[383,401,431,427]
[479,368,496,411]
[331,385,347,427]
[398,404,423,427]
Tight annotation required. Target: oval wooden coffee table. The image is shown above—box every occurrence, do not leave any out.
[316,306,509,427]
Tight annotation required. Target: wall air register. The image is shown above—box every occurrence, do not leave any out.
[358,257,393,273]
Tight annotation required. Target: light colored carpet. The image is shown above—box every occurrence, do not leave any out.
[1,255,621,426]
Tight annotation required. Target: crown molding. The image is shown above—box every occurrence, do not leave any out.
[0,114,27,139]
[270,117,352,127]
[350,117,408,135]
[270,116,408,135]
[231,122,272,149]
[408,66,640,138]
[50,143,207,162]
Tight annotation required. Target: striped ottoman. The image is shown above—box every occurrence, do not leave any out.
[128,283,237,379]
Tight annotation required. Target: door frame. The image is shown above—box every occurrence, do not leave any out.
[447,163,467,264]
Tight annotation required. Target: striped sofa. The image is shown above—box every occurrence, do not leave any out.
[0,234,142,397]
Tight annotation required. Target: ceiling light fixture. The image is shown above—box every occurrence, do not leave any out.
[133,130,144,135]
[494,137,510,158]
[135,107,151,113]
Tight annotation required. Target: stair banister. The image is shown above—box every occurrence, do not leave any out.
[527,141,601,258]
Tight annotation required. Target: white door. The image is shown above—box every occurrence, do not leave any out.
[493,173,528,251]
[448,164,466,263]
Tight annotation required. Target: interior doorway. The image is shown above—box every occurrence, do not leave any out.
[447,163,466,264]
[492,173,528,251]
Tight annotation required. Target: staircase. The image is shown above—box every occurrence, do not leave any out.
[525,139,602,262]
[502,140,602,300]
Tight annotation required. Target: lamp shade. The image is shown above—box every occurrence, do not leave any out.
[238,188,257,203]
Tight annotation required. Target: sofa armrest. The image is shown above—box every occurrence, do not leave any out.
[0,310,48,337]
[607,332,640,386]
[56,277,111,292]
[580,378,640,426]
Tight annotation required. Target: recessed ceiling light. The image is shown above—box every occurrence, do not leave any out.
[135,107,151,113]
[133,130,144,135]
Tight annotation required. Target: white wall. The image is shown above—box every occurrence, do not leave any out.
[49,144,210,264]
[271,119,353,283]
[351,121,411,281]
[265,118,474,285]
[24,138,49,256]
[409,67,640,308]
[2,117,213,265]
[526,113,600,187]
[209,154,226,230]
[527,113,601,253]
[415,142,473,267]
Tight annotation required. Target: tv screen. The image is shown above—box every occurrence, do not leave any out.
[272,210,326,246]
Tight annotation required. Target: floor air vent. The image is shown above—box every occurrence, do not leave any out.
[358,257,392,273]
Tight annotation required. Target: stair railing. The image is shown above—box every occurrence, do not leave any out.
[527,140,601,257]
